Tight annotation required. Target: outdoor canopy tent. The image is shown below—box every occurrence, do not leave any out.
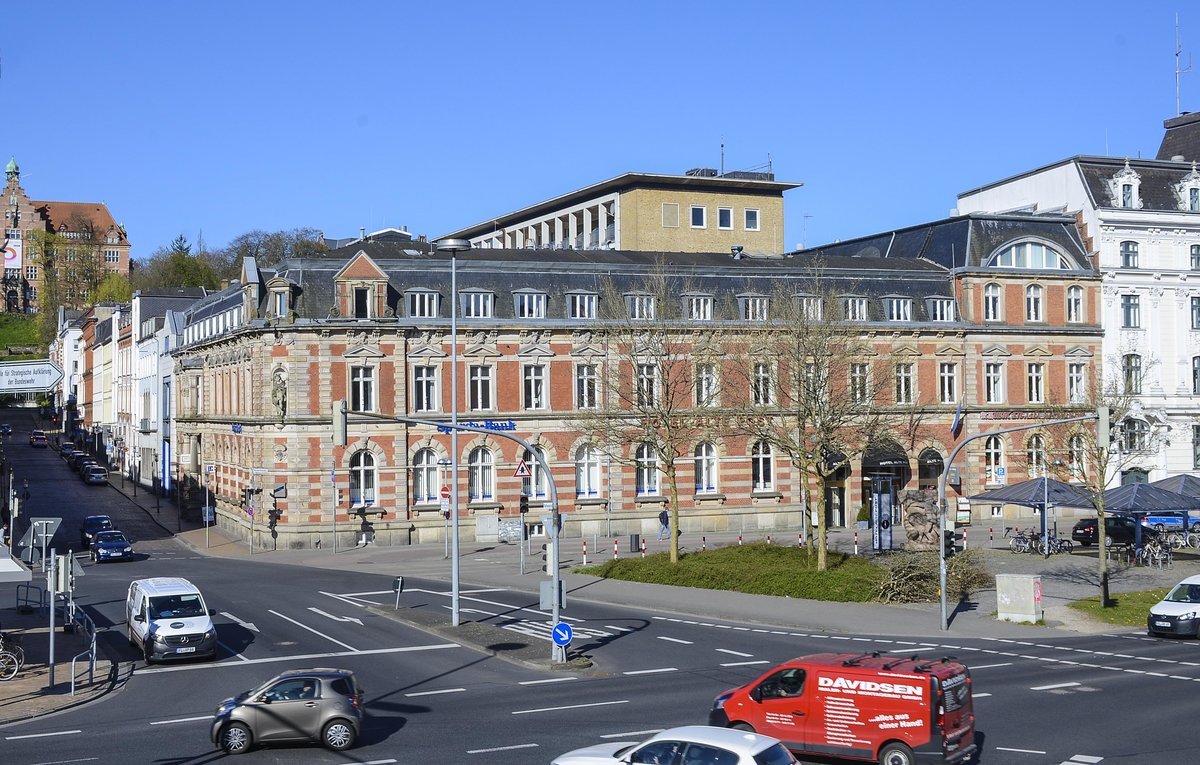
[968,477,1094,509]
[1102,483,1200,514]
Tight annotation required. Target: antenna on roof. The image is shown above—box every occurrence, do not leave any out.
[720,139,725,175]
[1178,13,1192,116]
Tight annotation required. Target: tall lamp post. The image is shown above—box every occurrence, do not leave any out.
[436,237,471,627]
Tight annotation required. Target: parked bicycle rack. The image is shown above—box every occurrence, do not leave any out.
[15,582,48,614]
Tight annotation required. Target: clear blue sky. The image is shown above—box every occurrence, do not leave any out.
[2,2,1195,259]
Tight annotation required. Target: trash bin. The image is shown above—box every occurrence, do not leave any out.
[630,533,641,553]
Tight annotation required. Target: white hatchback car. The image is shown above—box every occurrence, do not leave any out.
[1148,574,1200,637]
[551,725,797,765]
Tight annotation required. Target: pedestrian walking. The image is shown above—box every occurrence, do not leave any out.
[657,509,670,541]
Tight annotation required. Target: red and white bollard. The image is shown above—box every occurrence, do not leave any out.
[641,538,646,558]
[989,527,994,544]
[854,530,859,555]
[767,534,772,545]
[702,535,707,552]
[962,528,968,550]
[613,539,618,560]
[583,540,588,566]
[738,534,743,545]
[797,533,802,547]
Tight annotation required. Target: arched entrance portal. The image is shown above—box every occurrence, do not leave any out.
[918,448,944,491]
[822,451,851,528]
[861,440,912,528]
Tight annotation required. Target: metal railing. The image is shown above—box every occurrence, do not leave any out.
[15,583,48,614]
[68,608,97,696]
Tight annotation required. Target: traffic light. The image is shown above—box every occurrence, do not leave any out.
[1096,405,1111,449]
[332,399,347,447]
[337,487,345,506]
[943,529,957,560]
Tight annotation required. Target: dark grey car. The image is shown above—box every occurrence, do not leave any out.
[210,668,364,755]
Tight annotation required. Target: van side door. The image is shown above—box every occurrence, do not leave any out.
[749,668,809,749]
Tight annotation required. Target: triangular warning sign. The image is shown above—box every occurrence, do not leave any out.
[514,459,532,478]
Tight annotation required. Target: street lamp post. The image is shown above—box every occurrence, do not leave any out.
[436,238,471,627]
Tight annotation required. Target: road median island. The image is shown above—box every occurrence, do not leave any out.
[366,604,599,674]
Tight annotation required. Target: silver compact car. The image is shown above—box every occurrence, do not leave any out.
[553,725,798,765]
[211,668,365,755]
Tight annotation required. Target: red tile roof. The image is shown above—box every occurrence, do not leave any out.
[32,200,128,244]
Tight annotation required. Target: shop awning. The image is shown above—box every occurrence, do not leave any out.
[862,441,910,469]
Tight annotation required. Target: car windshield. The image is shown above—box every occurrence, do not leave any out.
[95,532,126,544]
[755,743,798,765]
[149,593,206,619]
[88,518,113,531]
[1165,583,1200,603]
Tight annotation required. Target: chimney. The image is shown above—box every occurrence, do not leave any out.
[221,279,230,290]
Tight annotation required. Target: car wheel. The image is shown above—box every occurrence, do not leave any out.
[879,741,916,765]
[142,640,154,664]
[322,719,356,751]
[730,723,755,733]
[220,722,252,755]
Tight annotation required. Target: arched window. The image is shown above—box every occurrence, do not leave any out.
[1068,434,1086,480]
[988,242,1070,269]
[695,443,718,494]
[1066,285,1083,323]
[983,283,1001,321]
[1122,354,1142,395]
[349,451,377,507]
[412,448,438,503]
[636,444,659,496]
[1193,357,1200,396]
[752,440,774,491]
[522,447,548,499]
[1026,435,1046,478]
[985,436,1005,484]
[1025,285,1043,322]
[1121,419,1149,452]
[468,447,494,501]
[1120,240,1139,269]
[575,445,600,498]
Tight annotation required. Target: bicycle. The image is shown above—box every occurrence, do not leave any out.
[1005,527,1034,554]
[1039,534,1074,555]
[1138,537,1173,568]
[0,631,24,669]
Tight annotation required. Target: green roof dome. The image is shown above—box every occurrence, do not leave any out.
[5,157,17,174]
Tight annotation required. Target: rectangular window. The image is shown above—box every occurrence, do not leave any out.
[517,292,547,319]
[350,366,374,412]
[353,287,371,318]
[1194,425,1200,470]
[850,363,869,404]
[104,249,120,264]
[636,363,658,406]
[1191,188,1200,213]
[885,298,911,322]
[1122,183,1133,208]
[576,364,597,409]
[408,291,438,318]
[523,364,546,410]
[938,362,957,404]
[695,363,717,407]
[273,291,288,317]
[1120,241,1139,269]
[742,297,769,321]
[744,208,760,231]
[1121,294,1140,328]
[1066,286,1083,323]
[1027,362,1045,404]
[690,205,706,228]
[844,297,868,321]
[687,296,712,321]
[662,203,679,228]
[629,295,655,320]
[717,207,733,229]
[1192,296,1200,329]
[753,363,773,406]
[894,363,913,404]
[464,292,493,318]
[1068,362,1085,404]
[413,366,437,412]
[1192,244,1200,271]
[568,293,596,319]
[800,296,822,320]
[24,265,36,280]
[928,298,955,322]
[469,365,492,410]
[985,362,1003,404]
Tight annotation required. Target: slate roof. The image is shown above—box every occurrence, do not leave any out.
[1157,112,1200,161]
[137,288,208,320]
[1075,156,1200,212]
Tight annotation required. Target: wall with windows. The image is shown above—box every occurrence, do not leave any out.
[620,187,785,255]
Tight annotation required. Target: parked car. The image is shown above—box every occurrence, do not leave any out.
[1,423,11,436]
[77,458,99,476]
[1148,575,1200,637]
[1071,514,1150,546]
[210,668,365,755]
[1141,512,1200,533]
[67,451,89,469]
[29,429,47,447]
[552,726,798,765]
[90,530,133,562]
[83,466,109,485]
[80,515,114,549]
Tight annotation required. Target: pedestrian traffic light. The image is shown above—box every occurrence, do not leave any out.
[331,399,347,447]
[1096,405,1111,449]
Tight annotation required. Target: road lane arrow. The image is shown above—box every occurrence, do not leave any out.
[307,607,364,625]
[220,612,259,632]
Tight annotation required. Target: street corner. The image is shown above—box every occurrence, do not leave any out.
[366,604,601,675]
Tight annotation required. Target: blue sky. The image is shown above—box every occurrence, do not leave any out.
[2,2,1195,259]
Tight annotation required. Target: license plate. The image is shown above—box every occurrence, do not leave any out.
[1155,621,1172,628]
[176,646,196,654]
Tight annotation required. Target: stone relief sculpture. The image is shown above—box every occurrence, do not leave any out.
[901,489,941,551]
[271,368,288,417]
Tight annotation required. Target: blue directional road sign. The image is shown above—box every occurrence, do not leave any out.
[551,622,573,647]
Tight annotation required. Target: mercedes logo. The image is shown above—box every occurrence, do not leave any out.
[180,636,190,643]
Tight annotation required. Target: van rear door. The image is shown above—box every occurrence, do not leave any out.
[935,669,974,759]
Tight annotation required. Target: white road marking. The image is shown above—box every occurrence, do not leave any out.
[216,640,250,662]
[657,636,693,644]
[605,625,634,632]
[28,758,98,765]
[268,609,358,650]
[1031,681,1081,691]
[307,607,364,626]
[973,693,992,698]
[721,660,770,667]
[5,730,82,740]
[219,611,259,632]
[513,700,628,715]
[361,760,398,764]
[149,715,210,725]
[623,668,677,675]
[519,677,577,685]
[969,663,1013,670]
[1068,756,1103,764]
[139,643,459,673]
[405,687,465,697]
[467,743,539,754]
[995,746,1047,754]
[715,648,753,657]
[320,590,371,607]
[601,729,664,739]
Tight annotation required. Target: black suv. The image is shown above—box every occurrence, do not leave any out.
[80,515,115,549]
[1072,515,1151,546]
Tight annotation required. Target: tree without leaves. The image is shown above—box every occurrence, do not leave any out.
[29,211,112,344]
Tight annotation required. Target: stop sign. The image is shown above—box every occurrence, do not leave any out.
[440,485,451,500]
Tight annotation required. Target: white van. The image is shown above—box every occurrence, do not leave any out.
[126,577,217,662]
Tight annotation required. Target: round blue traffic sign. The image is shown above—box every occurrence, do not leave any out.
[551,622,573,646]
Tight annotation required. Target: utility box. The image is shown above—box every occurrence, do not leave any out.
[996,574,1043,624]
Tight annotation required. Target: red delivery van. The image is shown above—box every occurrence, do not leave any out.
[708,652,975,765]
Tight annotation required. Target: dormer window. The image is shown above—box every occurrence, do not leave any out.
[353,287,371,318]
[627,294,655,320]
[1174,161,1200,212]
[928,298,955,322]
[685,294,712,321]
[515,291,547,319]
[407,289,439,319]
[462,291,494,318]
[987,241,1071,270]
[272,290,288,318]
[567,292,597,319]
[1108,159,1142,209]
[844,297,868,321]
[884,297,911,322]
[740,296,769,321]
[797,295,822,320]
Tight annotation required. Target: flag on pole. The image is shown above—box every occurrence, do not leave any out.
[950,396,964,437]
